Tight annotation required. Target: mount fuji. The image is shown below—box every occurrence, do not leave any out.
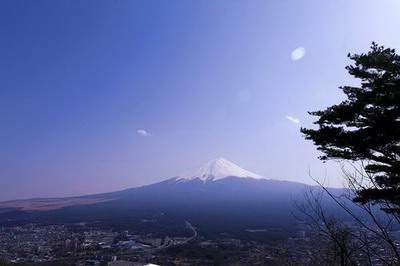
[0,158,342,239]
[177,157,265,182]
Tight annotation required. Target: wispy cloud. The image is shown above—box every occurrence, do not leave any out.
[137,129,151,137]
[291,47,306,61]
[285,115,300,124]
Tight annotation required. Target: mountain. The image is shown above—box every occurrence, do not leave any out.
[0,158,343,240]
[177,157,265,181]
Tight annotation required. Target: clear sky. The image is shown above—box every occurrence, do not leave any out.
[1,0,400,201]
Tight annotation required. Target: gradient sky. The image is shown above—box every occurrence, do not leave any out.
[1,0,400,201]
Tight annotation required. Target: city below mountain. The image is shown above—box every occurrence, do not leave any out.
[0,158,344,240]
[2,3,397,264]
[0,159,362,266]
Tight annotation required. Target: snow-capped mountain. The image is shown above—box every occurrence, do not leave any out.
[0,158,347,240]
[178,157,265,182]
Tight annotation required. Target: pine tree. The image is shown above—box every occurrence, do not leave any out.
[301,43,400,212]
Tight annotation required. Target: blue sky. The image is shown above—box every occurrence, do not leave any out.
[1,0,400,200]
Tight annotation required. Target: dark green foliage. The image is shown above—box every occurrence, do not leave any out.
[301,43,400,210]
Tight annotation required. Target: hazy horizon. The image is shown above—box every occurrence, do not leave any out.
[1,0,400,201]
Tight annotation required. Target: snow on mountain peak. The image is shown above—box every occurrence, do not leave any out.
[178,157,265,182]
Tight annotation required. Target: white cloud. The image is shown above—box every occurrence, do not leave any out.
[286,115,300,124]
[291,47,306,61]
[137,129,151,137]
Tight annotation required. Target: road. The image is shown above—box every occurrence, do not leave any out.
[183,220,198,243]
